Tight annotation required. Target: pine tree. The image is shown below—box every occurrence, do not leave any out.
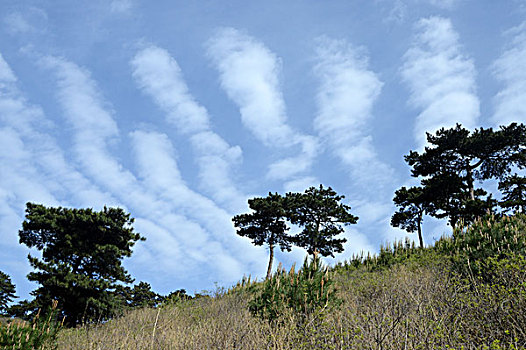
[286,185,358,258]
[233,193,291,279]
[18,203,144,326]
[499,174,526,214]
[0,271,16,315]
[403,123,525,227]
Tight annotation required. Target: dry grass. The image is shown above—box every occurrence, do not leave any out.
[55,254,526,349]
[57,290,274,349]
[21,215,525,349]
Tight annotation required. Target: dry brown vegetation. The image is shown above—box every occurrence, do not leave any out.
[54,253,526,349]
[3,215,516,349]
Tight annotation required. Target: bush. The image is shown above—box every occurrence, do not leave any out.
[445,255,526,347]
[161,289,193,306]
[0,300,63,350]
[433,214,526,347]
[249,255,341,324]
[53,247,526,349]
[448,214,526,281]
[335,237,442,274]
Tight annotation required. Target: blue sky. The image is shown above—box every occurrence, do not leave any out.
[1,0,525,300]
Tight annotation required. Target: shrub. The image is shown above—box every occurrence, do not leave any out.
[335,237,441,274]
[448,214,526,281]
[0,300,63,350]
[161,289,193,306]
[446,255,526,347]
[248,255,341,324]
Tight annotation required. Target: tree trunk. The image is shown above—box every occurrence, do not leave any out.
[312,250,320,270]
[266,244,274,280]
[313,218,321,260]
[466,165,475,200]
[417,211,424,249]
[451,216,458,231]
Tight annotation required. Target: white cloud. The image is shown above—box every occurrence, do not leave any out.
[131,47,210,134]
[131,46,245,210]
[3,12,33,34]
[111,0,134,14]
[206,28,291,145]
[266,135,318,180]
[283,176,319,193]
[0,187,23,247]
[41,56,267,291]
[0,52,120,299]
[206,28,318,181]
[401,16,479,147]
[422,0,457,10]
[0,127,56,204]
[492,22,526,125]
[313,37,398,257]
[0,54,17,83]
[314,37,394,197]
[515,0,526,13]
[129,130,245,237]
[377,0,458,25]
[339,227,376,259]
[129,130,266,279]
[387,0,408,23]
[3,8,48,35]
[190,131,244,208]
[0,54,114,209]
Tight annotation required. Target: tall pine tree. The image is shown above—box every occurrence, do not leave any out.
[233,193,291,279]
[286,185,358,258]
[403,123,525,227]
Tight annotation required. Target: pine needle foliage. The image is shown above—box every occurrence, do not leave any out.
[0,271,16,315]
[248,255,340,323]
[18,203,144,326]
[446,213,526,280]
[334,237,438,274]
[0,300,63,350]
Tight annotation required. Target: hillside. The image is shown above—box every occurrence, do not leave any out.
[50,214,526,350]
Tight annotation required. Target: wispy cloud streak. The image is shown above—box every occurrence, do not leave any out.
[401,17,479,146]
[129,130,265,273]
[206,28,318,181]
[131,46,245,210]
[129,130,251,241]
[314,37,393,198]
[42,56,265,291]
[313,37,400,252]
[422,0,457,9]
[0,54,113,210]
[0,53,119,298]
[492,22,526,125]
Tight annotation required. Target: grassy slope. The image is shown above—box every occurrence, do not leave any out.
[56,217,526,350]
